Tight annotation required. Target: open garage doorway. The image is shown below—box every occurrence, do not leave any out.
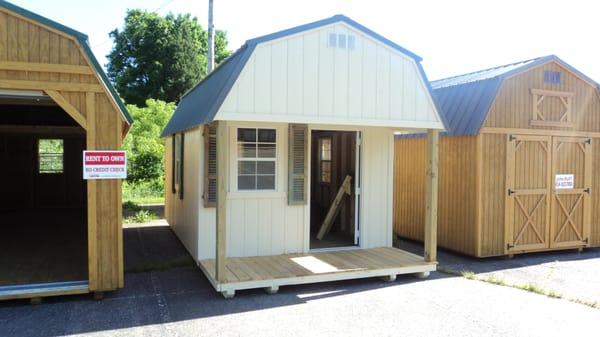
[0,91,88,290]
[310,130,360,250]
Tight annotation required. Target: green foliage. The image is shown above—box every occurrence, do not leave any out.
[123,99,174,184]
[107,9,231,106]
[123,180,164,205]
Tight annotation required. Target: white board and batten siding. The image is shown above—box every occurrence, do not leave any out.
[216,22,442,130]
[167,122,395,261]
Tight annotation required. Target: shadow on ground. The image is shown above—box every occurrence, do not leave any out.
[0,223,447,337]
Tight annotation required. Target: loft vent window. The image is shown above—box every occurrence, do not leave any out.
[544,71,561,84]
[237,128,276,191]
[38,139,64,174]
[319,138,332,183]
[327,33,356,50]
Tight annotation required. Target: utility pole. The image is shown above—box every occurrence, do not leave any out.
[207,0,215,73]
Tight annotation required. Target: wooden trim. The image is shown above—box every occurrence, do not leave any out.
[215,121,228,282]
[475,134,483,256]
[480,127,600,138]
[0,8,79,42]
[0,79,103,92]
[0,125,84,134]
[116,119,124,288]
[85,92,98,291]
[45,90,87,129]
[530,88,575,98]
[0,61,93,74]
[529,120,574,128]
[424,129,439,262]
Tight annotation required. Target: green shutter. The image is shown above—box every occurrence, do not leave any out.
[288,124,308,205]
[203,123,218,207]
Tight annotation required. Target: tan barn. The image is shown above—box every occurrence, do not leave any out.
[395,55,600,257]
[0,2,132,300]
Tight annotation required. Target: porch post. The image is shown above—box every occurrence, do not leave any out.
[424,129,439,263]
[215,121,227,282]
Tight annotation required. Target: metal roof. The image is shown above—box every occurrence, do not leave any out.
[162,15,439,136]
[430,55,600,136]
[0,1,133,125]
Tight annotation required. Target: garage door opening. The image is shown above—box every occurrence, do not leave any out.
[0,91,88,290]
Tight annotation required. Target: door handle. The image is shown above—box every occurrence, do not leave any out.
[584,188,591,194]
[508,189,515,196]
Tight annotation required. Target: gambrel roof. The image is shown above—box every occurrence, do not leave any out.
[0,1,133,124]
[431,55,600,136]
[162,15,442,136]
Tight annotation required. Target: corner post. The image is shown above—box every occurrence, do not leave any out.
[424,129,439,263]
[215,121,227,282]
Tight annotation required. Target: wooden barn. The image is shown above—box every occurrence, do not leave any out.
[0,2,132,300]
[394,55,600,257]
[163,15,445,297]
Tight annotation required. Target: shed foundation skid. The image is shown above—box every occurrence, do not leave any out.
[198,247,436,298]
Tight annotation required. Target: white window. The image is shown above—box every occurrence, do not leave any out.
[237,128,276,190]
[328,33,337,48]
[38,139,64,174]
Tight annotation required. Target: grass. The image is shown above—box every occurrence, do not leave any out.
[438,267,599,309]
[123,180,164,205]
[124,209,159,224]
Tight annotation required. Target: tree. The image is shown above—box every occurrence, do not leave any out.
[123,99,175,183]
[107,10,230,106]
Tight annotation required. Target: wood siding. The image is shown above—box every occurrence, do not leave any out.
[394,136,479,256]
[0,8,127,291]
[485,61,600,132]
[217,23,442,129]
[479,134,507,256]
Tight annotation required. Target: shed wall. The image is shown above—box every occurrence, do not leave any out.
[394,136,479,256]
[217,23,441,128]
[484,61,600,132]
[0,8,126,291]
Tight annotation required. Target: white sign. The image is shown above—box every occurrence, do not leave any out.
[555,174,574,189]
[83,151,127,180]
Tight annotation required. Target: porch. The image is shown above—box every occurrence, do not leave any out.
[199,247,436,298]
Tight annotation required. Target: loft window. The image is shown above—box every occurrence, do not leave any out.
[327,33,356,50]
[38,139,64,174]
[319,138,332,183]
[328,33,337,48]
[544,71,561,84]
[237,128,276,191]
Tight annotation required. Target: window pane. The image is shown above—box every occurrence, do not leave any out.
[257,143,276,158]
[238,161,256,174]
[257,161,275,175]
[258,129,276,143]
[39,139,64,174]
[321,161,331,183]
[237,128,256,142]
[238,176,256,190]
[238,143,256,158]
[257,175,275,190]
[320,138,331,161]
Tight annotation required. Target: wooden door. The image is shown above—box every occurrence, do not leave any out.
[505,135,551,253]
[550,137,592,248]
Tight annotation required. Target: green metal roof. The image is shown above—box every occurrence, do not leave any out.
[0,0,133,125]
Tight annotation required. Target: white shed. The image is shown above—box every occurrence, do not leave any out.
[162,15,444,297]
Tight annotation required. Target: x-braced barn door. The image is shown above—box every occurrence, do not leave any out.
[505,135,551,253]
[550,137,592,248]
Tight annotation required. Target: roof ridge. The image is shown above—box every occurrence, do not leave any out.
[432,56,548,85]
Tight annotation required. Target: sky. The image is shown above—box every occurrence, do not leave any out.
[9,0,600,83]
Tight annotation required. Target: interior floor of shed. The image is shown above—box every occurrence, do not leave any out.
[310,231,355,250]
[0,209,87,286]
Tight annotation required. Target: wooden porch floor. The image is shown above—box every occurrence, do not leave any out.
[198,247,436,297]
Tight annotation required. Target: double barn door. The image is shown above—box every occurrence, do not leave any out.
[505,134,592,253]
